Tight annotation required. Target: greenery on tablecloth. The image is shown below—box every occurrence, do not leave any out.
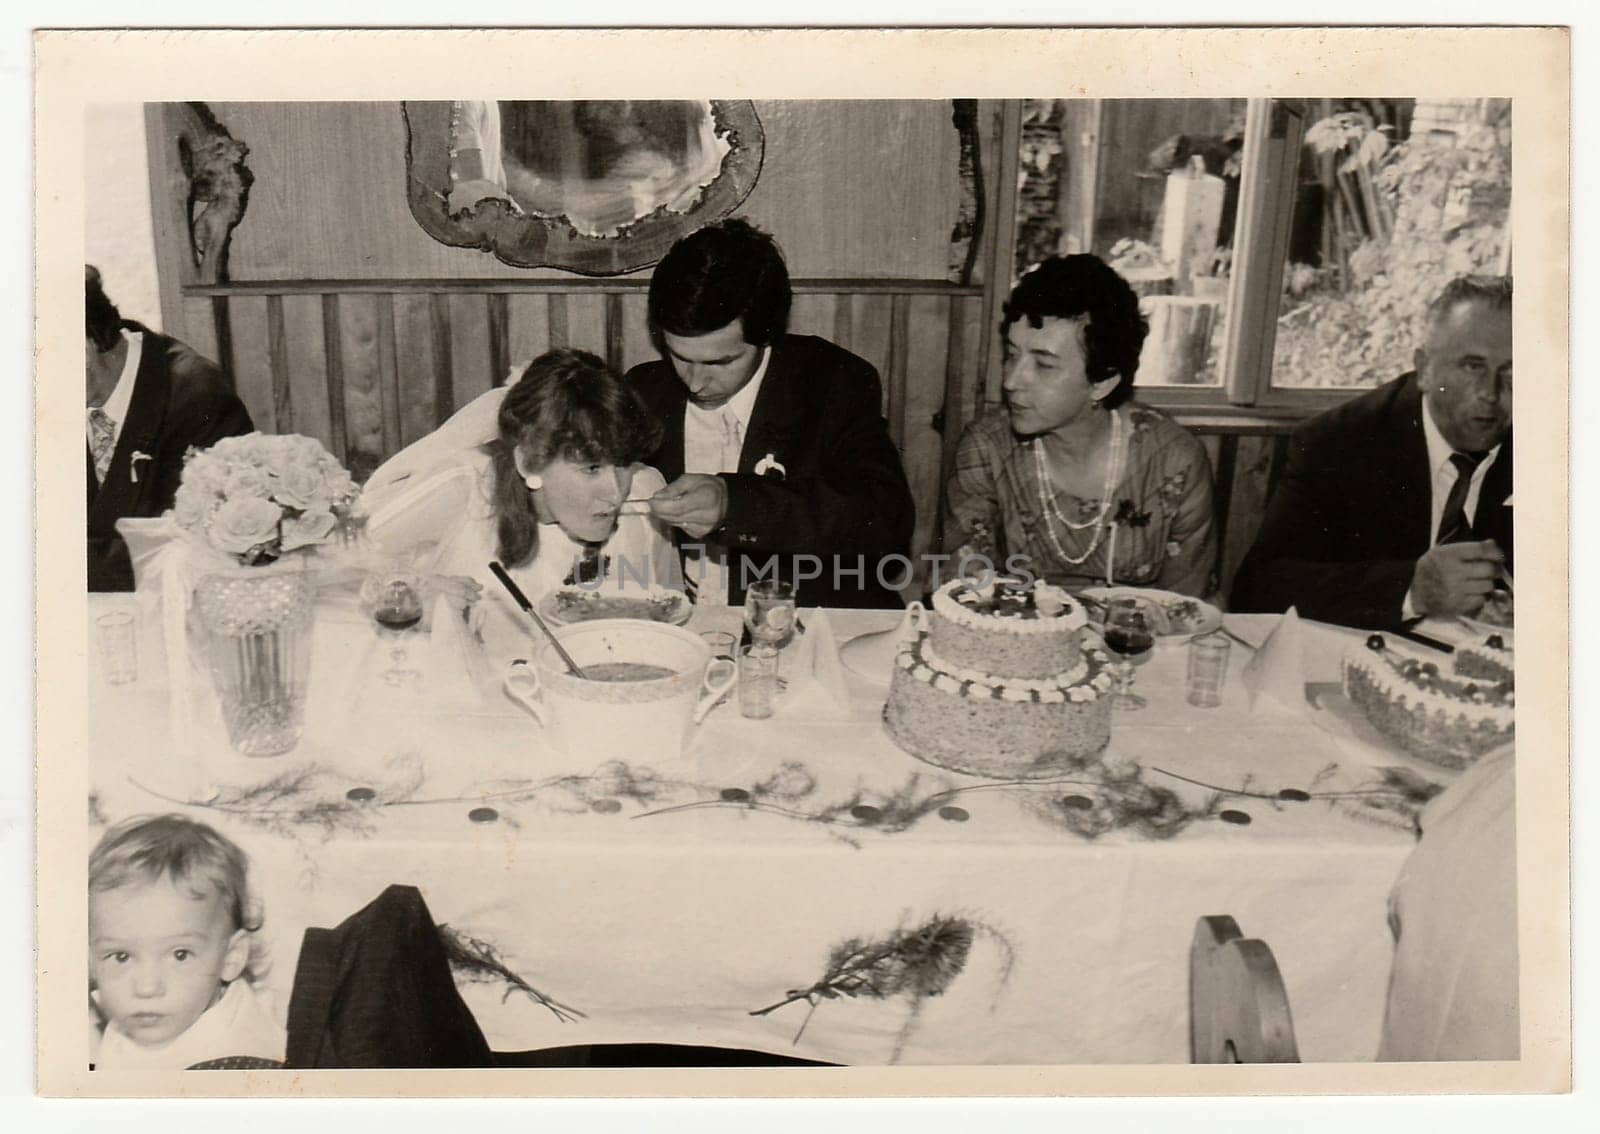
[750,914,1015,1061]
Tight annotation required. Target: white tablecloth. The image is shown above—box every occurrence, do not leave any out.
[86,593,1433,1065]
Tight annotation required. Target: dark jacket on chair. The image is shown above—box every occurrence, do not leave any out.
[88,324,253,591]
[1230,372,1512,630]
[286,884,493,1069]
[628,333,916,609]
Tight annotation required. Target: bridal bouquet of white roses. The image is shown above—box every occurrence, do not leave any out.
[173,433,360,565]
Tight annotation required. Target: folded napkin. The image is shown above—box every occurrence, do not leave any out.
[1240,606,1309,717]
[421,592,493,709]
[778,609,852,718]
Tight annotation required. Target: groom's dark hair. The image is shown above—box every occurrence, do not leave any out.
[647,218,792,348]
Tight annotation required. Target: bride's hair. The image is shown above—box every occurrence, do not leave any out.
[491,349,663,567]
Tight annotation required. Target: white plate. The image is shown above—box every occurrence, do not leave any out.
[1079,587,1223,642]
[537,587,693,627]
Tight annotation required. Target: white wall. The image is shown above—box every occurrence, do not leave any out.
[84,103,161,331]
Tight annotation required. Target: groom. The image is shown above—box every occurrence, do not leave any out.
[628,219,914,609]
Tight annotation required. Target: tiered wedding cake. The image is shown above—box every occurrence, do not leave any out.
[884,576,1115,778]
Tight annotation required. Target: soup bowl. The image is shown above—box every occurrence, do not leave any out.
[503,618,736,764]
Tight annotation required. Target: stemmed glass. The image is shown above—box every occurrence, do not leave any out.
[1101,597,1153,711]
[361,566,425,687]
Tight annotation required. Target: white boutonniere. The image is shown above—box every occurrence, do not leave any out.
[1503,493,1513,506]
[753,452,786,480]
[129,451,153,483]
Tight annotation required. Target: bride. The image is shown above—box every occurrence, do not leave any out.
[360,348,679,661]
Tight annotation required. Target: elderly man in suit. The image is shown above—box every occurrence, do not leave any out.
[1231,275,1512,630]
[86,266,254,591]
[628,219,915,609]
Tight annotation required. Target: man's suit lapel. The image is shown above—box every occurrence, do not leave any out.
[1477,431,1514,563]
[739,340,800,474]
[89,337,168,530]
[654,376,688,483]
[1386,375,1434,553]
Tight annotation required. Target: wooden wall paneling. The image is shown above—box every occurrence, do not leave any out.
[264,295,293,434]
[603,294,625,374]
[846,294,895,421]
[374,295,403,461]
[901,294,952,594]
[487,293,511,393]
[320,296,348,464]
[391,293,441,446]
[334,294,387,484]
[618,293,657,374]
[546,294,570,350]
[505,292,551,376]
[428,294,455,423]
[279,294,333,449]
[446,294,497,404]
[1219,433,1276,599]
[1199,433,1222,474]
[883,294,911,449]
[831,291,854,349]
[565,293,609,360]
[788,294,838,342]
[223,295,276,434]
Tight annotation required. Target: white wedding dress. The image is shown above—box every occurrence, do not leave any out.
[360,387,680,667]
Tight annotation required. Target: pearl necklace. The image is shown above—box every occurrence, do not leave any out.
[1031,406,1126,574]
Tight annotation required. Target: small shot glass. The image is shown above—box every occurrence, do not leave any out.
[738,644,780,720]
[700,630,738,661]
[95,609,138,686]
[1185,632,1231,708]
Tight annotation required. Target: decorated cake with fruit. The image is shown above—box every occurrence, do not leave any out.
[884,576,1115,778]
[1341,633,1514,770]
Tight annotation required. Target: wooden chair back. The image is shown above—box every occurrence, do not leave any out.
[1189,914,1300,1063]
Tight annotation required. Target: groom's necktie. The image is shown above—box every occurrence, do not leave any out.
[1436,450,1488,545]
[87,406,116,483]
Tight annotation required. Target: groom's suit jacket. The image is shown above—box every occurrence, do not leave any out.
[628,333,915,609]
[87,324,254,591]
[1230,371,1512,630]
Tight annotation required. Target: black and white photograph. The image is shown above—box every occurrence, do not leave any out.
[31,25,1571,1101]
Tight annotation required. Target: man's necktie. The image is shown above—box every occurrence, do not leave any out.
[88,406,116,483]
[718,410,744,474]
[1436,450,1488,545]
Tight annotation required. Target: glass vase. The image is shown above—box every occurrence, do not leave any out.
[192,561,316,756]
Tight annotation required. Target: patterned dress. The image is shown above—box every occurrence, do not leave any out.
[943,403,1218,598]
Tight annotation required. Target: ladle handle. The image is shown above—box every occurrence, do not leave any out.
[503,660,547,726]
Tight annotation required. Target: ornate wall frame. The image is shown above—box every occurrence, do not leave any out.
[402,100,766,276]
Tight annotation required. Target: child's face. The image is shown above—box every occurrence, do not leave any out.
[89,876,247,1047]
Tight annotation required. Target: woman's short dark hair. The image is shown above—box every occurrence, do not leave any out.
[647,218,792,347]
[1001,255,1148,409]
[86,265,124,352]
[490,349,664,567]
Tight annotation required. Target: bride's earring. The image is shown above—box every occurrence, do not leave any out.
[524,474,543,490]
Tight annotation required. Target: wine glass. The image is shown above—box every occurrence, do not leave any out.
[1101,597,1153,711]
[361,568,425,687]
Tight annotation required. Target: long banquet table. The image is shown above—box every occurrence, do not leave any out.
[84,588,1460,1066]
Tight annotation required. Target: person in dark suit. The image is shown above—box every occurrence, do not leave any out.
[1231,275,1512,630]
[86,266,254,591]
[627,219,915,609]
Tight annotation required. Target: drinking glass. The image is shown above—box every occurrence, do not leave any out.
[1185,632,1231,708]
[95,609,138,685]
[738,644,780,720]
[744,579,798,649]
[361,567,425,687]
[1101,597,1152,711]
